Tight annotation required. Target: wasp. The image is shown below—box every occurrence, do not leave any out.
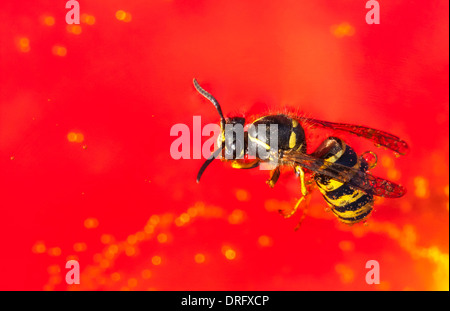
[193,79,408,226]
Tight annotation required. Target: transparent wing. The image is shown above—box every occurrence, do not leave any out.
[280,150,406,198]
[299,118,409,156]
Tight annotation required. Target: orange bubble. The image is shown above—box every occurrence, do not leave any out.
[136,231,146,241]
[33,242,46,254]
[228,209,245,224]
[335,264,354,284]
[414,177,429,198]
[142,269,152,279]
[127,235,137,245]
[115,10,127,21]
[331,22,355,38]
[105,250,115,260]
[149,215,160,225]
[18,37,30,52]
[151,255,162,265]
[52,45,67,57]
[101,234,113,244]
[48,247,62,257]
[19,38,29,47]
[73,242,87,252]
[194,201,206,214]
[338,240,355,252]
[66,24,82,35]
[43,16,55,26]
[125,246,136,257]
[81,14,96,25]
[187,207,198,217]
[180,213,190,223]
[222,245,237,260]
[225,249,236,260]
[86,16,96,25]
[195,253,206,264]
[84,218,99,228]
[174,218,184,227]
[236,189,250,201]
[67,131,85,143]
[67,132,77,142]
[258,235,273,247]
[144,224,155,234]
[116,10,132,22]
[75,133,84,143]
[111,272,121,282]
[124,12,132,22]
[108,244,119,254]
[157,233,168,243]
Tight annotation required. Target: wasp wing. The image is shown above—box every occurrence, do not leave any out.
[298,118,409,156]
[280,150,406,198]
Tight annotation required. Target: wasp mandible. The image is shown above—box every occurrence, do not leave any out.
[193,78,408,226]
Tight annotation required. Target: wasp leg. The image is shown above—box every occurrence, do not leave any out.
[294,194,312,231]
[279,166,310,219]
[296,166,309,197]
[230,159,260,169]
[266,166,281,188]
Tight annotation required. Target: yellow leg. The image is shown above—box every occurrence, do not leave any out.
[279,196,306,218]
[230,159,260,169]
[279,166,310,219]
[294,195,311,231]
[295,166,309,197]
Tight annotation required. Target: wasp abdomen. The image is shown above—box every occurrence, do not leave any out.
[314,137,374,224]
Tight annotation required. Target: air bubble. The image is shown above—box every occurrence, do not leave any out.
[361,151,378,170]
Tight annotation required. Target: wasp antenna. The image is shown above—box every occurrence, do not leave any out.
[193,78,226,129]
[196,147,222,183]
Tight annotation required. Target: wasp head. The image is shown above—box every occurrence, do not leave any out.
[220,117,247,160]
[193,79,248,182]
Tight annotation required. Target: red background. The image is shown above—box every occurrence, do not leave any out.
[0,0,448,290]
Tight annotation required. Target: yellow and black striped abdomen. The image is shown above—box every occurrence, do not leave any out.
[314,138,374,224]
